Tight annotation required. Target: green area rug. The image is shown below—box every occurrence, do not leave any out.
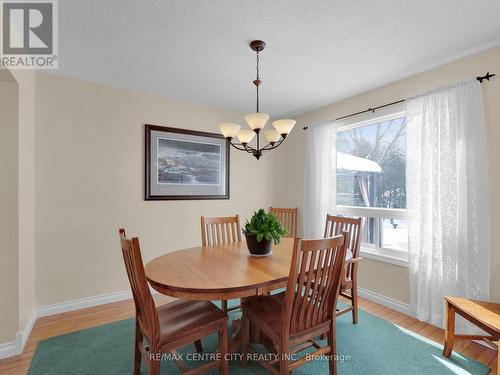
[28,304,488,374]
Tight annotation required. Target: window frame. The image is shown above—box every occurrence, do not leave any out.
[336,106,409,267]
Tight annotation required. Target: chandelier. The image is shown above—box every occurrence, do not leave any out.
[218,40,296,160]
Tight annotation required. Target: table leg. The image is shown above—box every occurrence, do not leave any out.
[443,301,455,357]
[228,318,242,353]
[228,298,248,353]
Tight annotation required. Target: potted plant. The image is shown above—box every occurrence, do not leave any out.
[243,209,287,256]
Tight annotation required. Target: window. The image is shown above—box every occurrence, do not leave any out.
[336,110,408,265]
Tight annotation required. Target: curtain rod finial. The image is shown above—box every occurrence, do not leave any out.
[477,72,495,83]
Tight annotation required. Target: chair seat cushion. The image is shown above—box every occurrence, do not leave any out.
[242,293,285,337]
[157,300,226,343]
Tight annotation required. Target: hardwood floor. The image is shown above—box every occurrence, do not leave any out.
[0,295,497,374]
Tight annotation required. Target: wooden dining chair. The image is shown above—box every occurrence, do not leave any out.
[241,233,349,375]
[324,215,362,324]
[119,228,228,375]
[270,207,298,238]
[200,215,241,312]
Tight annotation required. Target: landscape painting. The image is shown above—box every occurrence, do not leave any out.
[145,125,229,200]
[157,138,221,185]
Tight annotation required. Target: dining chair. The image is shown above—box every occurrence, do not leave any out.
[324,215,362,324]
[200,215,241,312]
[241,233,349,375]
[269,207,298,238]
[119,228,228,375]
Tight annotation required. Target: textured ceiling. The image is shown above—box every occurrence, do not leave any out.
[55,0,500,117]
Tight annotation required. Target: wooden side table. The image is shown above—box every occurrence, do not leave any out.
[443,296,499,372]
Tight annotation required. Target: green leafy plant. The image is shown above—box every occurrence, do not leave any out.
[243,209,287,244]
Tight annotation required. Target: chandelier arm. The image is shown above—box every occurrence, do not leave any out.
[228,140,252,152]
[242,143,257,153]
[261,138,285,151]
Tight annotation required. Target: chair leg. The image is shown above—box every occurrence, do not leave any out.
[149,349,161,375]
[352,282,358,324]
[134,321,143,375]
[279,335,289,375]
[194,339,203,353]
[150,359,161,375]
[219,322,229,375]
[241,316,250,367]
[327,319,337,375]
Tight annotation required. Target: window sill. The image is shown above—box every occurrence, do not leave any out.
[359,246,409,268]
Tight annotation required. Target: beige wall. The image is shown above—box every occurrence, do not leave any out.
[35,73,279,306]
[277,45,500,304]
[0,72,19,343]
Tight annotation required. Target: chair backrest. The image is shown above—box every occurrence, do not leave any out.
[282,233,348,335]
[324,215,362,280]
[270,207,298,238]
[200,215,241,246]
[118,229,159,343]
[324,215,362,256]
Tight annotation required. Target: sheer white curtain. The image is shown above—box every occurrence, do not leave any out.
[303,121,337,238]
[406,79,490,327]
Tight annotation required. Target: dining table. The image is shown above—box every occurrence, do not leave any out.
[145,237,295,301]
[145,237,296,352]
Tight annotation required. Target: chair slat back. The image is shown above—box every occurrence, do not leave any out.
[200,215,241,246]
[270,207,298,238]
[324,215,362,279]
[119,229,159,342]
[283,233,348,334]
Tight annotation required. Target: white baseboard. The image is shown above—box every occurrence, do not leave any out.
[0,309,37,360]
[37,289,132,318]
[0,341,17,360]
[358,287,415,317]
[15,309,37,354]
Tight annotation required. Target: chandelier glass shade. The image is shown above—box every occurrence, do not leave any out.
[218,123,241,138]
[218,40,295,159]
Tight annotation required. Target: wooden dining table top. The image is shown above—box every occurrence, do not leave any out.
[145,238,295,300]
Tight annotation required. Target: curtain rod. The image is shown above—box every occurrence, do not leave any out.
[302,72,495,130]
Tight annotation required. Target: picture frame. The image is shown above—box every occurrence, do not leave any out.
[145,124,230,200]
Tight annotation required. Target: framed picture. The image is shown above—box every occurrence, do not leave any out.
[145,124,230,200]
